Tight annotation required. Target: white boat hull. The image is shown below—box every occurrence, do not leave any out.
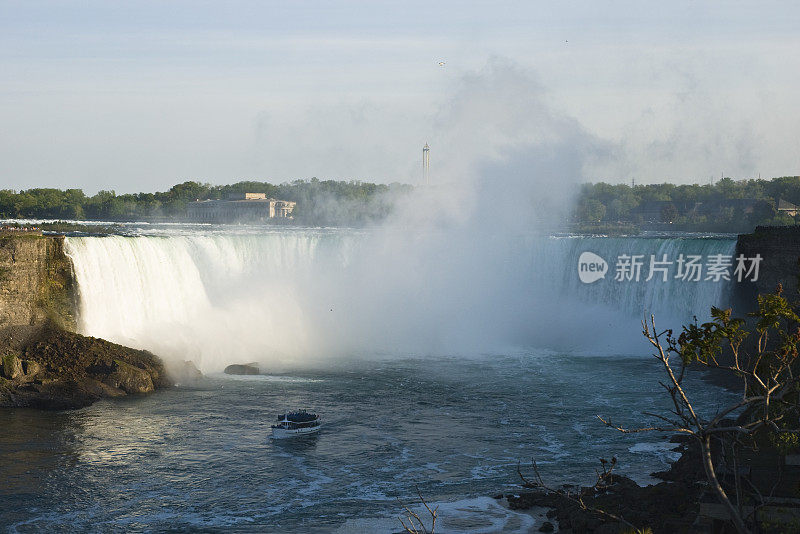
[271,425,321,439]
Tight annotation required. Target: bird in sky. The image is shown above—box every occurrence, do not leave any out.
[438,61,445,67]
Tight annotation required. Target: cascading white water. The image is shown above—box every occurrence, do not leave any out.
[65,231,343,371]
[65,231,736,371]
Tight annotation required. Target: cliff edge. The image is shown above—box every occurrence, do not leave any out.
[0,233,75,329]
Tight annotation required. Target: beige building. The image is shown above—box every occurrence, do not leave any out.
[187,193,296,222]
[777,198,800,217]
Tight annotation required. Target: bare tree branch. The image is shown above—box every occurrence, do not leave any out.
[397,485,438,534]
[596,415,694,435]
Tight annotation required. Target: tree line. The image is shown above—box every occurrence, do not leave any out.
[0,179,413,226]
[576,176,800,231]
[5,175,800,230]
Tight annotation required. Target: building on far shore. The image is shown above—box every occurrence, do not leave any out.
[187,193,296,223]
[777,198,800,217]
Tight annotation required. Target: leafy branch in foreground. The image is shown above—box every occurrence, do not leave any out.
[598,284,800,534]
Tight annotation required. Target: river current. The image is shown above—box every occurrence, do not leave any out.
[1,354,735,533]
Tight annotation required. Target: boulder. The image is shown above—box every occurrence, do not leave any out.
[538,521,555,533]
[0,377,12,404]
[21,359,41,378]
[104,359,154,394]
[81,377,126,398]
[224,363,260,375]
[2,353,23,379]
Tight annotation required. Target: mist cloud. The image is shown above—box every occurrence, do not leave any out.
[299,59,610,356]
[69,59,619,369]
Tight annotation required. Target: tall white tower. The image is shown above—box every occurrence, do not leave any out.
[422,143,430,186]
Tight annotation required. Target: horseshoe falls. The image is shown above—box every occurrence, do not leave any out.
[64,230,737,372]
[9,228,746,533]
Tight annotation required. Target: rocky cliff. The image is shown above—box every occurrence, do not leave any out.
[737,225,800,299]
[0,233,174,409]
[0,234,75,329]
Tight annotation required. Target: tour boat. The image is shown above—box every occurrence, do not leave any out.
[271,410,321,439]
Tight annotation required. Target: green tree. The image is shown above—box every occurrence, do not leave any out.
[748,200,775,226]
[577,199,606,223]
[660,203,678,223]
[168,181,210,201]
[600,288,800,534]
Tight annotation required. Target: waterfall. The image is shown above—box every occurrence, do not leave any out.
[65,231,736,371]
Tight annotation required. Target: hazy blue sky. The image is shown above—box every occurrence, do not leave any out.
[1,1,798,193]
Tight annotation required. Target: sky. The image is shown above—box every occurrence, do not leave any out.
[0,1,798,194]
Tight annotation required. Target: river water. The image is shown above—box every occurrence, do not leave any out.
[1,353,735,533]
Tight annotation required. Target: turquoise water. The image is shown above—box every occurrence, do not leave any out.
[0,353,735,533]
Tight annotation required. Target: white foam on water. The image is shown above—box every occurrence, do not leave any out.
[334,496,539,534]
[628,441,681,463]
[210,373,322,383]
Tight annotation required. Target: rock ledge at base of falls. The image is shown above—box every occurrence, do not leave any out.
[0,323,173,410]
[0,233,182,410]
[224,363,260,375]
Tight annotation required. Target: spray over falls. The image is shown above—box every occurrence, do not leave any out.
[65,231,735,372]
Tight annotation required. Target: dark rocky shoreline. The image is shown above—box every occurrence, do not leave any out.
[0,323,172,410]
[505,435,707,533]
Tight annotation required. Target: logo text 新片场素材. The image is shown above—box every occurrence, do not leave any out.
[578,252,761,284]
